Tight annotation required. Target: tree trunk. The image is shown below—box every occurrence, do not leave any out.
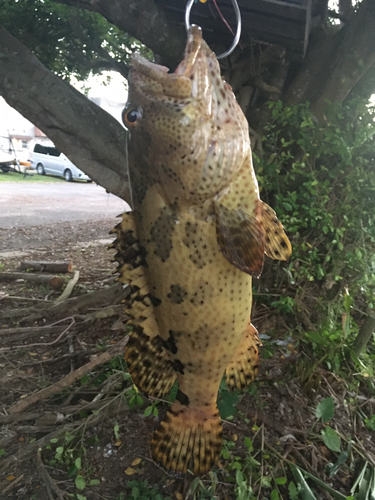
[284,0,375,119]
[0,27,131,204]
[353,313,375,356]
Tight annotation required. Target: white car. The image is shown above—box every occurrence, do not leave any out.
[0,150,16,173]
[30,143,91,182]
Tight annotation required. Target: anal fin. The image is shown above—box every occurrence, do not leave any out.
[225,324,260,391]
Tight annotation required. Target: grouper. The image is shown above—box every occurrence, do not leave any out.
[110,26,292,475]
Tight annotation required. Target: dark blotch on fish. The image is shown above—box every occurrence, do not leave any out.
[167,284,187,304]
[176,389,190,406]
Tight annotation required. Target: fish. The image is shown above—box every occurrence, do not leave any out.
[110,25,292,475]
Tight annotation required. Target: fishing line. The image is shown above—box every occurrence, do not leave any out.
[185,0,242,59]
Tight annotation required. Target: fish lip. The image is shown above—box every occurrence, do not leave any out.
[129,25,206,99]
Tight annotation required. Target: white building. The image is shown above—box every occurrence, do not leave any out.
[0,95,125,160]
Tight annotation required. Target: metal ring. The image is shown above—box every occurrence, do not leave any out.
[185,0,242,59]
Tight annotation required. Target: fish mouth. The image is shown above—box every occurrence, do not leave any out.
[130,26,214,100]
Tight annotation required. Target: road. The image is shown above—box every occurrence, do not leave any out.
[0,182,130,228]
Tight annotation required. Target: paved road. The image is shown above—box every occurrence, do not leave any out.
[0,182,131,228]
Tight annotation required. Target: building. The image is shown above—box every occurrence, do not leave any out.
[0,95,125,160]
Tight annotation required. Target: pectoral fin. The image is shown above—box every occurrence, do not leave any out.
[214,202,265,278]
[260,202,292,260]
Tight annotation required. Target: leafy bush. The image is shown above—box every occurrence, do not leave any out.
[254,98,375,356]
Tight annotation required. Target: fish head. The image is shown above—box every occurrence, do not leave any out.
[124,26,250,206]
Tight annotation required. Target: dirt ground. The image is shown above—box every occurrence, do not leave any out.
[1,218,375,500]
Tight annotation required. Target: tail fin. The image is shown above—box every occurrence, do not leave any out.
[151,403,222,475]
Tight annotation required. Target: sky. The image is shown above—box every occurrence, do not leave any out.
[72,71,128,103]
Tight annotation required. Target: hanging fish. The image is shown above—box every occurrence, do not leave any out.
[110,25,291,475]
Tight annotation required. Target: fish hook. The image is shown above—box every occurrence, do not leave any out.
[185,0,242,59]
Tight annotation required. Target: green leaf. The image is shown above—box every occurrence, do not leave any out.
[283,202,293,211]
[75,475,86,490]
[0,449,5,458]
[275,477,287,485]
[89,479,100,486]
[305,331,327,345]
[321,426,341,452]
[271,489,279,500]
[288,481,299,500]
[144,406,153,417]
[75,457,81,470]
[76,495,87,500]
[244,437,253,452]
[236,469,244,485]
[316,397,335,423]
[217,390,239,419]
[289,463,317,500]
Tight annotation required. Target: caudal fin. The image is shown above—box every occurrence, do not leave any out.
[151,403,222,475]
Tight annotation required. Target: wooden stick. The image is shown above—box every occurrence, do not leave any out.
[0,272,63,289]
[36,448,70,499]
[8,336,129,414]
[55,270,80,304]
[0,282,129,321]
[20,260,73,273]
[0,325,62,338]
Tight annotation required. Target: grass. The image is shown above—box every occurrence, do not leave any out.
[0,170,84,183]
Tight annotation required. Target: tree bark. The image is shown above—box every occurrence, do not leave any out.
[0,27,131,204]
[284,0,375,119]
[353,312,375,356]
[50,0,186,69]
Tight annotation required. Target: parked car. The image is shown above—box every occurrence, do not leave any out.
[30,144,91,182]
[0,150,16,173]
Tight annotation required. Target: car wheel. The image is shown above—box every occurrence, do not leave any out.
[36,163,45,175]
[64,169,73,182]
[0,163,11,173]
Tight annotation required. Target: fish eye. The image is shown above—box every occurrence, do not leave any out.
[122,107,141,127]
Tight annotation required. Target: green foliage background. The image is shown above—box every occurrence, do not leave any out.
[254,98,375,361]
[1,0,150,80]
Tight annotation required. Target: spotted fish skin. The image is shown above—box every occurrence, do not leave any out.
[118,26,291,475]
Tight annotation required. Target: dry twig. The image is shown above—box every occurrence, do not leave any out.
[37,448,70,500]
[9,336,128,414]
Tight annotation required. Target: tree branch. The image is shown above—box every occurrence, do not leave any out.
[0,26,131,203]
[50,0,186,69]
[284,0,375,118]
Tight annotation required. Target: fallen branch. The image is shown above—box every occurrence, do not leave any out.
[2,474,25,495]
[23,282,129,323]
[0,282,129,321]
[9,335,129,413]
[55,270,80,304]
[0,411,42,424]
[2,395,130,469]
[0,272,63,289]
[20,260,73,273]
[37,448,70,499]
[0,324,62,340]
[0,317,75,352]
